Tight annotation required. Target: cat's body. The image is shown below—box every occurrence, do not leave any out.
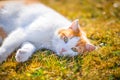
[0,1,95,63]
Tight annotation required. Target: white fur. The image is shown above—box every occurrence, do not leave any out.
[0,3,90,63]
[15,42,36,62]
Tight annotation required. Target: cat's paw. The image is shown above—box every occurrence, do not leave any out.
[0,48,7,63]
[15,49,30,62]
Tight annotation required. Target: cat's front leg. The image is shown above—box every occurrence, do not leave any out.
[15,42,36,62]
[0,28,26,63]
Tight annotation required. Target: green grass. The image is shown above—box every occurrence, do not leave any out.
[0,0,120,80]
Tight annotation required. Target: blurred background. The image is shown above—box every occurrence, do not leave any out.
[41,0,120,20]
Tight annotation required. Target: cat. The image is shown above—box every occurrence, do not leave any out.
[0,1,95,63]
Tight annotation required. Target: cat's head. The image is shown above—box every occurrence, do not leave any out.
[53,19,96,56]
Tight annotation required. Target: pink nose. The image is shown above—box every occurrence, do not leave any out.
[60,48,67,54]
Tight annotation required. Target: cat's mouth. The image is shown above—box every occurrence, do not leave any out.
[59,48,67,55]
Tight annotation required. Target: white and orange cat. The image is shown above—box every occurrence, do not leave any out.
[0,0,95,63]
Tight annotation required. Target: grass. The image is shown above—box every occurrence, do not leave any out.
[0,0,120,80]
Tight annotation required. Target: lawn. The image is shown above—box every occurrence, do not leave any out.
[0,0,120,80]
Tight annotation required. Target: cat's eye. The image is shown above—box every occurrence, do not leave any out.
[63,36,68,43]
[71,47,78,52]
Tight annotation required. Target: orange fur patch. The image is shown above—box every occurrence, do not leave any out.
[58,28,82,39]
[24,0,40,5]
[0,27,7,39]
[76,38,87,53]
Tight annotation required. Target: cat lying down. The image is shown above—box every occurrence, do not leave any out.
[0,1,96,63]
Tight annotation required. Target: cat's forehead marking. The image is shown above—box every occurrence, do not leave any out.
[58,28,82,38]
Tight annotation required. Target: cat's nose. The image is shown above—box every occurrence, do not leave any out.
[60,48,67,54]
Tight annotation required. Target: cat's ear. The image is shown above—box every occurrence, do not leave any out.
[85,43,96,52]
[69,19,80,33]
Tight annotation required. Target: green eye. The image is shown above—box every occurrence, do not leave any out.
[63,36,68,43]
[71,47,78,52]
